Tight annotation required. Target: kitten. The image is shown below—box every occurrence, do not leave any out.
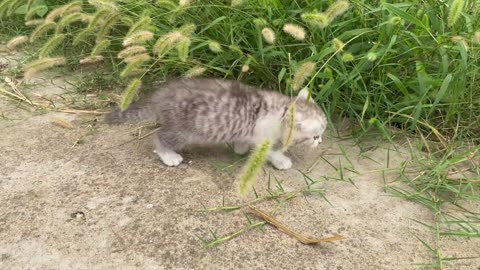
[105,78,327,170]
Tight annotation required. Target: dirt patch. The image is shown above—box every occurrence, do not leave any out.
[0,69,479,270]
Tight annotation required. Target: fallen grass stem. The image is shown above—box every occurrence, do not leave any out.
[247,205,344,244]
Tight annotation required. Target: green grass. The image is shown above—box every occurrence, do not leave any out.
[1,0,479,268]
[1,0,478,142]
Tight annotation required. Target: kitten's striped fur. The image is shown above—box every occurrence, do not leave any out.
[106,78,327,169]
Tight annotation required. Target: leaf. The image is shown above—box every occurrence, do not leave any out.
[16,0,47,16]
[15,4,28,14]
[36,5,48,17]
[429,74,452,114]
[383,3,431,35]
[387,73,411,98]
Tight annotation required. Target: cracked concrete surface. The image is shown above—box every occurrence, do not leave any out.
[0,56,479,270]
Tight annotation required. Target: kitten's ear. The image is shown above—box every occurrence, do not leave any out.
[297,87,314,103]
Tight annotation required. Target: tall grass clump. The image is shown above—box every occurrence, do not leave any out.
[3,0,477,145]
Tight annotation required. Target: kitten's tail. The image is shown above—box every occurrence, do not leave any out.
[104,104,156,124]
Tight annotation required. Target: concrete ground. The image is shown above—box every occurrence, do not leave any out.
[0,53,479,270]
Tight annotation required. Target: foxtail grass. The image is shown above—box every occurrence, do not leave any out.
[118,46,147,59]
[120,78,141,110]
[184,65,206,78]
[126,16,152,36]
[91,39,111,56]
[30,21,56,42]
[261,27,275,44]
[238,140,271,197]
[291,61,316,91]
[38,34,65,58]
[23,57,66,78]
[123,30,154,46]
[153,31,187,58]
[6,35,28,50]
[282,102,296,152]
[448,0,465,27]
[80,55,104,64]
[283,24,306,41]
[208,40,222,53]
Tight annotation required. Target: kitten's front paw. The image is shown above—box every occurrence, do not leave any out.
[270,155,292,170]
[159,152,184,167]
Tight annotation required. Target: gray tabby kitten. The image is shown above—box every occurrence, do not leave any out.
[106,78,327,170]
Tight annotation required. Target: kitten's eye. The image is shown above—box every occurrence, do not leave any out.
[313,135,319,140]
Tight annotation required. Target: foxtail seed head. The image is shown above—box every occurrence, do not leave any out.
[123,30,154,46]
[283,23,306,41]
[118,46,147,59]
[6,36,28,50]
[184,66,206,78]
[292,61,316,91]
[448,0,465,27]
[261,27,276,44]
[24,57,66,78]
[325,0,350,20]
[301,12,330,28]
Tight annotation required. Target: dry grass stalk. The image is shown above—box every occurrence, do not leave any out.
[50,117,75,129]
[2,77,35,105]
[247,205,345,244]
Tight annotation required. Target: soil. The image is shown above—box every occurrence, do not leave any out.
[1,51,479,270]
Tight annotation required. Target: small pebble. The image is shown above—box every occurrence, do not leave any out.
[146,204,153,209]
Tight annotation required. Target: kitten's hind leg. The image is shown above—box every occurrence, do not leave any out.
[153,130,186,167]
[233,141,250,155]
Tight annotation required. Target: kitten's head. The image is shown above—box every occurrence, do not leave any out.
[292,88,327,148]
